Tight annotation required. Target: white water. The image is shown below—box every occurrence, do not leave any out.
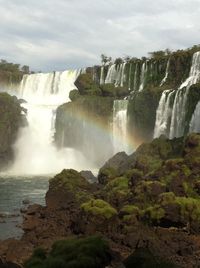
[113,100,130,153]
[100,66,104,85]
[104,63,126,87]
[139,61,147,92]
[160,58,170,86]
[8,70,92,175]
[154,90,175,138]
[133,62,138,91]
[154,51,200,139]
[190,101,200,133]
[169,51,200,139]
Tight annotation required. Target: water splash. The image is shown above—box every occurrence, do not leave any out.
[113,100,130,153]
[8,69,94,175]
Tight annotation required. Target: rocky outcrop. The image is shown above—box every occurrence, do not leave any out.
[0,93,26,169]
[55,73,115,166]
[2,134,200,267]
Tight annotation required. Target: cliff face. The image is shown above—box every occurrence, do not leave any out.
[54,73,117,166]
[0,93,26,169]
[55,46,200,159]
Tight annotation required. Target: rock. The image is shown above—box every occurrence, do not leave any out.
[98,152,129,184]
[22,199,30,205]
[80,170,97,183]
[0,93,27,170]
[46,169,93,208]
[75,73,102,96]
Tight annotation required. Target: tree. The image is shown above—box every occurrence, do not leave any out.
[21,65,30,74]
[101,54,112,66]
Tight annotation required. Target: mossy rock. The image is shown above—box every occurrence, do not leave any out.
[81,199,117,220]
[143,205,165,224]
[69,89,80,101]
[46,169,92,207]
[98,167,118,185]
[100,83,129,97]
[103,177,131,207]
[75,73,102,96]
[134,181,166,206]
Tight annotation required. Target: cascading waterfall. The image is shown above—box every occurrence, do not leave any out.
[100,66,104,85]
[105,64,117,84]
[154,90,175,138]
[104,63,126,87]
[9,69,92,175]
[112,100,130,153]
[154,51,200,139]
[160,58,170,86]
[139,61,147,92]
[169,51,200,139]
[133,62,138,92]
[189,101,200,133]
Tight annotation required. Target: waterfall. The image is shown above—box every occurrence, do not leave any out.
[160,58,170,86]
[105,64,117,84]
[154,90,175,138]
[112,100,130,153]
[9,69,92,175]
[169,51,200,139]
[100,66,104,85]
[154,51,200,140]
[128,63,132,90]
[119,62,126,87]
[133,62,138,91]
[139,61,147,92]
[189,101,200,133]
[105,63,126,87]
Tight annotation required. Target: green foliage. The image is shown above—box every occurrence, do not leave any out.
[175,197,200,222]
[100,83,129,98]
[121,205,140,215]
[159,192,176,206]
[25,236,111,268]
[0,59,30,84]
[69,89,80,101]
[81,199,117,220]
[125,168,143,180]
[144,205,165,223]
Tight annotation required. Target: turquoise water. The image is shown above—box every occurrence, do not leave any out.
[0,176,49,240]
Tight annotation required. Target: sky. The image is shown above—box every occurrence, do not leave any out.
[0,0,200,72]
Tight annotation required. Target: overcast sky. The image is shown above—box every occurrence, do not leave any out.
[0,0,199,72]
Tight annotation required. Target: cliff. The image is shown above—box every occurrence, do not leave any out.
[54,45,200,160]
[0,93,26,169]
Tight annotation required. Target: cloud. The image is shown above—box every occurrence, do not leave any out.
[0,0,199,71]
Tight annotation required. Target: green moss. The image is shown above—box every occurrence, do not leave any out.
[134,181,166,207]
[144,205,165,222]
[159,192,176,206]
[121,205,140,215]
[50,169,89,191]
[175,197,200,222]
[125,169,143,180]
[103,177,131,205]
[69,89,80,101]
[99,167,118,182]
[81,199,117,220]
[100,83,129,98]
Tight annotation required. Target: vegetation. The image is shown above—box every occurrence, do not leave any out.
[81,199,117,220]
[0,59,30,85]
[24,236,111,268]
